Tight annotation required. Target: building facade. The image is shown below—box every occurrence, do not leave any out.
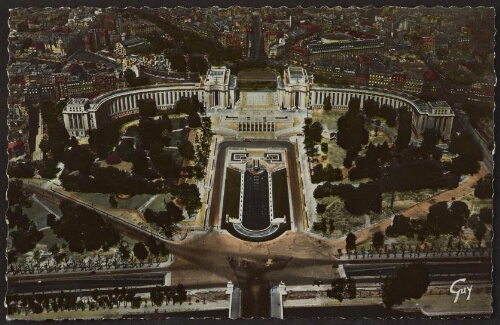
[63,66,454,140]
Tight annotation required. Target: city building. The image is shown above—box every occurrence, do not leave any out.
[62,66,454,140]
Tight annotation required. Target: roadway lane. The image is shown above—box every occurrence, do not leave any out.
[8,272,165,294]
[209,140,303,232]
[344,261,491,282]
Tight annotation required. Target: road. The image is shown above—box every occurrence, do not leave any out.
[344,261,491,283]
[208,140,304,232]
[8,272,165,294]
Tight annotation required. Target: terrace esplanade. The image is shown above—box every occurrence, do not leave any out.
[63,66,454,140]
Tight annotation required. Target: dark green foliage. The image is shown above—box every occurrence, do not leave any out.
[448,132,484,161]
[363,99,379,118]
[381,159,444,192]
[304,121,324,142]
[344,181,382,215]
[303,120,324,156]
[426,201,470,236]
[311,164,343,183]
[38,158,60,179]
[323,96,332,111]
[178,141,195,160]
[166,52,186,72]
[395,107,412,152]
[131,148,155,179]
[123,68,150,87]
[346,232,357,251]
[149,145,178,179]
[54,200,121,253]
[321,142,328,153]
[380,104,397,127]
[10,217,44,254]
[60,166,166,195]
[108,195,118,209]
[385,215,411,237]
[46,213,56,227]
[348,141,391,180]
[474,174,493,199]
[137,98,158,117]
[343,148,358,168]
[115,139,135,162]
[150,286,166,307]
[382,263,430,309]
[188,112,202,128]
[64,145,95,174]
[419,129,441,158]
[144,201,183,238]
[188,55,208,74]
[448,155,480,176]
[175,96,203,115]
[478,207,492,224]
[473,222,487,241]
[8,179,32,209]
[461,102,493,126]
[88,123,121,159]
[172,183,201,217]
[372,231,385,249]
[39,101,70,162]
[133,242,149,261]
[313,183,355,200]
[173,284,188,305]
[326,278,356,302]
[337,98,369,152]
[146,236,169,258]
[138,118,172,150]
[316,204,327,214]
[7,163,35,178]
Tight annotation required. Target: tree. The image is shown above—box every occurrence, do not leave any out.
[137,98,157,117]
[53,200,121,253]
[478,207,492,224]
[46,213,56,228]
[474,174,493,199]
[316,204,327,214]
[174,284,187,305]
[385,215,411,237]
[133,242,149,262]
[473,222,487,241]
[172,183,201,217]
[326,278,356,302]
[426,201,469,236]
[10,220,44,253]
[8,179,32,209]
[178,141,195,160]
[346,232,357,251]
[108,195,118,209]
[395,107,412,151]
[39,138,51,157]
[64,145,95,174]
[382,263,430,309]
[323,96,332,111]
[336,98,369,152]
[372,231,385,250]
[188,112,202,128]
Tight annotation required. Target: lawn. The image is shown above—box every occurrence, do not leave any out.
[147,193,174,212]
[272,168,290,220]
[222,168,241,220]
[24,198,62,229]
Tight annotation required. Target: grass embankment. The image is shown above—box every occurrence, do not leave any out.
[222,168,241,219]
[272,168,290,220]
